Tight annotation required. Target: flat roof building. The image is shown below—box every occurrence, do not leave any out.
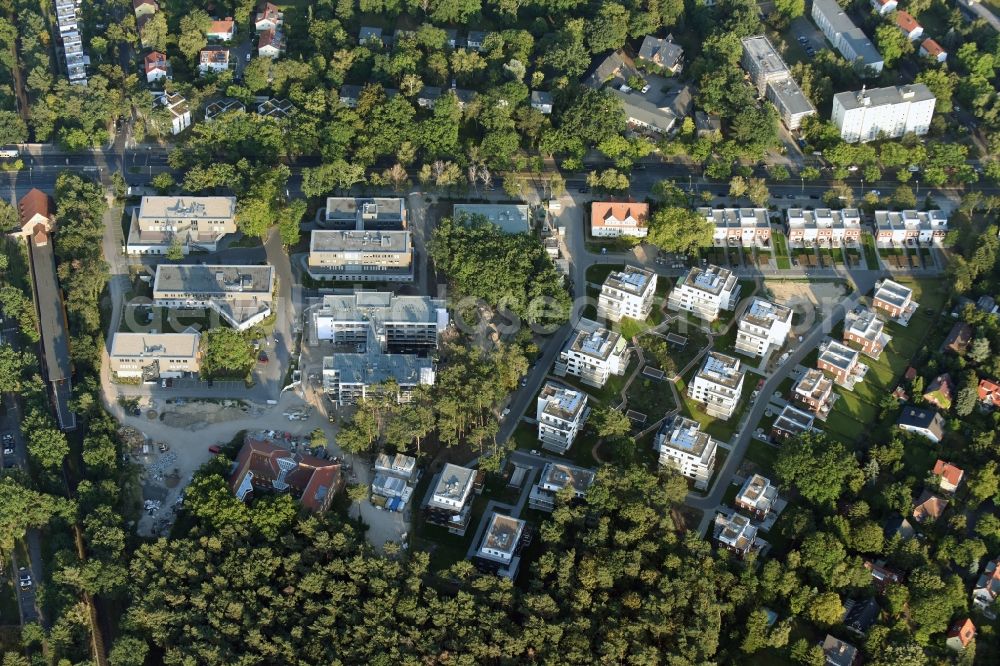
[688,352,746,420]
[740,36,817,129]
[793,368,837,419]
[528,462,597,512]
[109,332,201,380]
[536,382,589,454]
[307,230,414,282]
[843,307,891,359]
[596,266,658,323]
[833,84,935,143]
[818,340,868,390]
[453,203,530,235]
[735,474,779,519]
[714,512,759,556]
[667,264,741,321]
[311,292,447,352]
[874,209,947,247]
[655,415,719,489]
[812,0,884,74]
[735,298,793,358]
[872,279,917,324]
[554,318,631,388]
[425,463,477,535]
[127,196,237,255]
[472,512,527,579]
[786,208,862,247]
[324,197,406,230]
[153,264,275,331]
[771,404,816,441]
[700,207,772,248]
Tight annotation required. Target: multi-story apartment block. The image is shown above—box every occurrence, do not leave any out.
[872,279,917,323]
[127,196,237,255]
[792,368,837,419]
[307,230,414,282]
[590,202,650,238]
[472,512,527,578]
[700,207,772,248]
[843,307,891,359]
[832,85,935,143]
[109,332,201,380]
[655,415,719,490]
[536,382,590,453]
[771,404,816,442]
[818,340,868,390]
[873,209,947,247]
[324,197,406,230]
[528,462,596,512]
[311,292,447,353]
[785,208,862,247]
[667,264,741,321]
[56,0,88,85]
[735,474,779,519]
[735,298,793,358]
[596,266,658,323]
[424,463,477,535]
[740,35,816,130]
[553,318,631,388]
[688,352,746,420]
[714,513,759,557]
[322,349,435,406]
[152,264,275,331]
[812,0,884,74]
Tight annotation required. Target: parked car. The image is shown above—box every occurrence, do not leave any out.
[18,567,31,589]
[258,351,269,364]
[500,408,511,418]
[208,445,222,455]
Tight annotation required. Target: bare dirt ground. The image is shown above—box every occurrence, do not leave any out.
[764,280,847,308]
[157,399,259,429]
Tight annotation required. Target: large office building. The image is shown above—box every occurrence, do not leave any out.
[311,292,447,352]
[786,208,862,247]
[701,207,772,248]
[536,382,589,453]
[811,0,884,74]
[528,462,596,512]
[109,332,201,380]
[740,35,816,130]
[126,196,237,255]
[324,197,406,230]
[735,298,793,358]
[596,266,657,323]
[152,264,275,331]
[655,415,719,490]
[453,203,530,235]
[307,229,414,282]
[688,352,746,420]
[873,209,947,247]
[553,318,631,388]
[667,265,741,321]
[832,84,935,143]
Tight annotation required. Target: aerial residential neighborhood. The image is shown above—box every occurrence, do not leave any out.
[1,0,999,663]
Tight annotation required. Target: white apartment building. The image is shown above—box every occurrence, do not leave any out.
[528,462,596,512]
[655,415,719,490]
[109,332,201,379]
[812,0,884,74]
[307,230,414,282]
[324,197,406,229]
[425,463,477,535]
[735,298,793,358]
[688,352,746,420]
[127,196,237,255]
[553,318,631,388]
[873,209,948,247]
[536,382,590,453]
[700,207,772,248]
[152,264,275,331]
[374,452,416,481]
[740,36,816,130]
[735,474,779,519]
[832,84,935,143]
[785,208,862,247]
[311,292,447,352]
[596,266,657,323]
[473,512,526,579]
[666,264,741,321]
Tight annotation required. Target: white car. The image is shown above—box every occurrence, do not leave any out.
[18,567,31,589]
[500,408,510,418]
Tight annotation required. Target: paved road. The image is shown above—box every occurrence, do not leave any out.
[959,0,1000,32]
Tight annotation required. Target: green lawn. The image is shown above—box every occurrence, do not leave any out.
[861,233,879,268]
[584,263,625,286]
[558,361,633,407]
[772,232,791,269]
[744,438,781,475]
[677,374,758,442]
[624,375,677,423]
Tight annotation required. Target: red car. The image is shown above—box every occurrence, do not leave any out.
[208,445,221,455]
[258,351,269,364]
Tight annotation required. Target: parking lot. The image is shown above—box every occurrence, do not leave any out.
[789,16,828,62]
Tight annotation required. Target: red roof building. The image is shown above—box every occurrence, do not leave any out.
[978,379,1000,408]
[946,618,975,652]
[229,437,343,512]
[920,38,946,62]
[590,202,650,238]
[17,188,54,235]
[896,11,923,40]
[931,459,964,493]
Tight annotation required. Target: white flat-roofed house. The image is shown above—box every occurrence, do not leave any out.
[817,340,868,390]
[771,404,816,441]
[159,92,190,135]
[472,512,527,578]
[596,266,657,322]
[874,209,947,247]
[371,452,417,507]
[127,196,237,255]
[374,452,417,480]
[872,279,917,324]
[843,307,891,359]
[590,202,650,238]
[785,208,861,247]
[307,230,414,282]
[832,84,935,143]
[688,352,745,420]
[198,47,230,75]
[536,382,589,453]
[152,264,275,331]
[655,415,719,489]
[425,463,477,535]
[311,292,446,352]
[701,207,771,248]
[528,462,596,512]
[553,318,631,388]
[109,332,201,380]
[811,0,884,75]
[714,512,760,557]
[792,368,837,419]
[735,298,792,358]
[667,264,741,321]
[735,474,779,519]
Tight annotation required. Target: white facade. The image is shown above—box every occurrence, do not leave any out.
[687,352,745,420]
[701,207,772,248]
[735,298,793,358]
[655,416,718,489]
[553,318,631,388]
[536,382,589,453]
[596,266,657,323]
[786,208,862,247]
[666,265,741,321]
[871,0,897,14]
[812,0,884,74]
[160,92,190,135]
[832,85,935,143]
[198,48,230,75]
[874,210,948,247]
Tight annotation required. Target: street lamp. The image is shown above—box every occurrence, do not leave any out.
[800,176,804,194]
[915,180,920,195]
[860,179,864,195]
